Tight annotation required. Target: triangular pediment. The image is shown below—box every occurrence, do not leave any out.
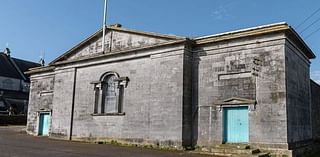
[215,97,256,105]
[50,26,183,65]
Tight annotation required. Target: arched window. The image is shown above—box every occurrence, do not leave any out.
[102,74,118,113]
[92,72,129,115]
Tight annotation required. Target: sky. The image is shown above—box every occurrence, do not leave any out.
[0,0,320,83]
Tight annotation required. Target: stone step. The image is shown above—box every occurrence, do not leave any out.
[215,143,251,149]
[235,152,270,157]
[254,153,270,157]
[210,147,260,155]
[193,151,270,157]
[199,144,270,157]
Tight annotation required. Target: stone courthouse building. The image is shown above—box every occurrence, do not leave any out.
[26,22,320,156]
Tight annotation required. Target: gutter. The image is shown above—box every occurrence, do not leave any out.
[69,68,77,140]
[25,66,55,75]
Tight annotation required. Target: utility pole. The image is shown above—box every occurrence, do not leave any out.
[102,0,108,53]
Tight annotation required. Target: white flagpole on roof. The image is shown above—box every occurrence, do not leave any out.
[102,0,108,53]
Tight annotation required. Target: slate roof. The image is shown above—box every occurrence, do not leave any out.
[12,57,41,79]
[0,52,40,81]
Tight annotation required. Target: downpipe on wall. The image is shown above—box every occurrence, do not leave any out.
[69,68,77,140]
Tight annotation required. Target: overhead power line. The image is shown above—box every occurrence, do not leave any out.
[305,26,320,39]
[300,16,320,34]
[296,7,320,29]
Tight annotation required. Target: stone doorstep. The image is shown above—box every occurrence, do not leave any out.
[257,148,292,157]
[252,153,270,157]
[203,144,271,157]
[197,151,270,157]
[210,147,260,155]
[214,143,252,149]
[234,152,270,157]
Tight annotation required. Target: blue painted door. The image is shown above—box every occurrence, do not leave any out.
[223,107,249,143]
[39,113,50,136]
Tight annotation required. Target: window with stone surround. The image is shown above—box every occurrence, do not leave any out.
[92,72,129,115]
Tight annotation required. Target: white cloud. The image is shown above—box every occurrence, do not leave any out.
[212,6,228,20]
[211,5,233,21]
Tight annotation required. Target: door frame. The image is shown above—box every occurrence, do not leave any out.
[222,105,249,143]
[37,111,51,136]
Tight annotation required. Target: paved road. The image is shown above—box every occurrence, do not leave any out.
[0,126,214,157]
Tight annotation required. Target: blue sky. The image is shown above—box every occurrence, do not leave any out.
[0,0,320,82]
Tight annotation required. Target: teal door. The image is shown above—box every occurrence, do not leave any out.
[39,113,50,136]
[223,107,249,143]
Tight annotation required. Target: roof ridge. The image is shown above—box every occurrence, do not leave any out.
[195,22,288,40]
[108,26,185,40]
[0,52,39,65]
[12,57,41,65]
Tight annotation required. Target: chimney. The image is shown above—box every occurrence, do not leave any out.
[4,48,11,57]
[110,23,122,28]
[39,58,45,66]
[39,51,45,66]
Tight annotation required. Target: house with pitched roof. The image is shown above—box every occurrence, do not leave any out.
[0,48,40,115]
[26,23,320,157]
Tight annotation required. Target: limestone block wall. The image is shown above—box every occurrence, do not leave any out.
[26,73,54,135]
[50,68,76,139]
[285,40,312,149]
[311,80,320,141]
[195,33,288,147]
[61,44,189,146]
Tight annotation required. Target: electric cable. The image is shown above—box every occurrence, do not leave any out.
[296,7,320,29]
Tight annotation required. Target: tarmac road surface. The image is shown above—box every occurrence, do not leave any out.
[0,126,215,157]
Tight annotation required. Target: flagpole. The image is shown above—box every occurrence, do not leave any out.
[102,0,108,53]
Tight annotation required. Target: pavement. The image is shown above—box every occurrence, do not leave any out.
[0,126,214,157]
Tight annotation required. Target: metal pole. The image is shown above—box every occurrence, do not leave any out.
[102,0,108,53]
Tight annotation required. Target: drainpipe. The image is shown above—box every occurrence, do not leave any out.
[69,68,77,140]
[191,52,198,148]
